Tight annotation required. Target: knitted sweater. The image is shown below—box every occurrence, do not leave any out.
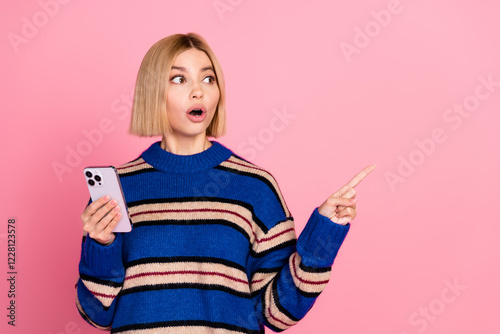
[75,140,350,333]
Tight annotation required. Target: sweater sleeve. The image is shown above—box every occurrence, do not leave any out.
[248,182,350,332]
[75,197,126,330]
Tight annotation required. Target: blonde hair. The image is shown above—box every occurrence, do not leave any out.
[128,33,226,138]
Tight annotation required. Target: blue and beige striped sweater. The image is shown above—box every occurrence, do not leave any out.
[75,140,350,333]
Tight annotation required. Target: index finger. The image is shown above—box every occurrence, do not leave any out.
[85,195,111,214]
[341,164,376,193]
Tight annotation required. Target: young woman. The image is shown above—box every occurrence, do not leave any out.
[76,33,375,334]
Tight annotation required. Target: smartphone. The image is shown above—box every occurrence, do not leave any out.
[83,166,132,233]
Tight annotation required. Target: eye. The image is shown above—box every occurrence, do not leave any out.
[203,75,216,84]
[170,75,185,84]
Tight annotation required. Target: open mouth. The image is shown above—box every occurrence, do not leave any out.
[189,109,203,116]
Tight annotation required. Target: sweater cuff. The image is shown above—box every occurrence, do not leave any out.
[80,233,124,278]
[296,207,350,268]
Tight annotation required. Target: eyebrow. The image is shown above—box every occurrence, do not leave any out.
[171,65,214,73]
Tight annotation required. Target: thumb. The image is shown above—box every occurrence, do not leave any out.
[328,197,357,208]
[319,197,357,218]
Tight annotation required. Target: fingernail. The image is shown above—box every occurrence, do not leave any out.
[104,195,109,201]
[110,199,117,205]
[350,199,357,203]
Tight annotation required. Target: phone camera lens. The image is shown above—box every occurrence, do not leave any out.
[88,179,95,186]
[94,175,102,182]
[85,171,93,178]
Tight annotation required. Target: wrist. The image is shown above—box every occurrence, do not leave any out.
[96,234,115,246]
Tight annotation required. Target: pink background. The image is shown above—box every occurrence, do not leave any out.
[1,0,499,333]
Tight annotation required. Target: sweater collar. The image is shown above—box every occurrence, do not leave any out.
[141,140,233,173]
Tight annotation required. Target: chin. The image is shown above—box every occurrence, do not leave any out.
[178,127,210,138]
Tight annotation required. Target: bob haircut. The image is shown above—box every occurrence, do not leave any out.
[129,33,226,138]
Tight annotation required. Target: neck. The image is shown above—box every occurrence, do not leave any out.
[140,138,232,173]
[161,132,212,155]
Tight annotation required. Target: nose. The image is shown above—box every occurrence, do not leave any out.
[190,81,203,99]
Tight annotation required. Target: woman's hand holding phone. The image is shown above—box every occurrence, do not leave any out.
[81,195,121,245]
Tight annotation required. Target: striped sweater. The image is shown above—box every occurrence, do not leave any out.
[75,140,350,333]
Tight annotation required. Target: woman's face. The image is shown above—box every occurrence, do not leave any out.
[165,48,220,139]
